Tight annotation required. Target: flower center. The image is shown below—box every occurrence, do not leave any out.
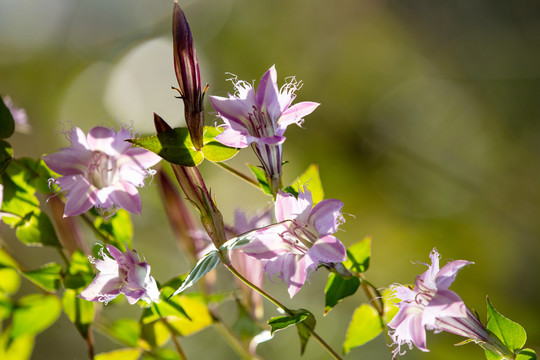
[280,221,319,254]
[88,151,115,189]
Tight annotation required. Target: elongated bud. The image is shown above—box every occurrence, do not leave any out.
[173,1,205,150]
[47,196,89,257]
[154,113,226,247]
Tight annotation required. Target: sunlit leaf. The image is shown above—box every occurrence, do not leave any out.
[170,250,220,297]
[0,162,40,226]
[516,349,537,360]
[0,293,13,320]
[344,236,371,273]
[94,209,133,250]
[268,312,310,335]
[247,164,272,195]
[486,297,527,353]
[64,250,94,290]
[165,295,213,336]
[95,348,141,360]
[62,289,95,338]
[290,164,324,204]
[11,294,61,338]
[0,268,20,295]
[141,348,183,360]
[15,211,61,247]
[324,272,360,315]
[108,319,140,348]
[201,126,239,162]
[140,319,170,349]
[128,127,203,167]
[22,262,62,292]
[0,96,15,139]
[0,328,34,360]
[343,304,384,353]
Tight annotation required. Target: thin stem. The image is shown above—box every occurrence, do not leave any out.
[223,261,343,360]
[153,303,188,360]
[80,213,111,244]
[213,162,260,189]
[211,312,257,360]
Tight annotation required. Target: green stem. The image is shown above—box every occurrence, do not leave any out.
[223,261,343,360]
[80,213,112,244]
[213,162,260,189]
[153,303,188,360]
[211,311,258,360]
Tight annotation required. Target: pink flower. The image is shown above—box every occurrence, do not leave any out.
[79,244,160,304]
[43,126,161,217]
[388,249,488,357]
[242,188,346,298]
[209,66,319,194]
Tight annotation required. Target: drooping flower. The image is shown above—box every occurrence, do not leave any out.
[388,248,489,357]
[242,188,346,298]
[79,244,160,304]
[43,126,161,217]
[209,66,319,194]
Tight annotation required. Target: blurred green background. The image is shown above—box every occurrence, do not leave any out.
[1,0,539,359]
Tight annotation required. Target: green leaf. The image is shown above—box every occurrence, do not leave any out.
[0,328,34,360]
[108,319,140,348]
[295,310,316,355]
[290,164,324,204]
[15,211,61,247]
[128,127,203,167]
[22,262,62,292]
[64,250,94,289]
[0,293,13,320]
[0,162,40,226]
[247,164,273,195]
[0,96,15,139]
[268,311,310,335]
[142,348,183,360]
[94,209,133,250]
[324,272,360,315]
[140,320,170,349]
[62,289,95,338]
[201,126,239,162]
[516,349,537,360]
[11,294,61,338]
[0,247,19,268]
[486,297,527,352]
[95,348,141,360]
[170,250,221,297]
[0,268,20,295]
[163,295,213,336]
[343,304,384,353]
[142,291,190,324]
[0,140,13,176]
[344,236,371,273]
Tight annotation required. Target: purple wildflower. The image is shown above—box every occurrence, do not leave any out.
[79,244,160,304]
[43,126,161,217]
[209,66,319,194]
[242,188,346,298]
[388,248,489,357]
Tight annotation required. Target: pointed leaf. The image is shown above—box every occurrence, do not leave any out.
[247,164,273,195]
[170,250,220,297]
[162,295,213,336]
[344,236,371,273]
[295,310,316,355]
[324,272,360,315]
[201,126,239,162]
[0,268,20,295]
[0,96,15,139]
[486,298,527,353]
[268,312,309,335]
[290,164,324,204]
[343,304,384,353]
[22,262,62,292]
[11,294,61,337]
[128,127,203,167]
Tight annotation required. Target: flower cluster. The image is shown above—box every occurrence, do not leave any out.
[43,126,161,217]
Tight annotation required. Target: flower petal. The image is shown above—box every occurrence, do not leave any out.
[256,66,281,121]
[277,101,320,135]
[274,191,311,223]
[108,182,142,214]
[43,148,91,176]
[78,273,122,302]
[242,223,296,259]
[307,235,346,265]
[215,127,250,148]
[309,199,344,235]
[435,260,473,290]
[56,176,96,216]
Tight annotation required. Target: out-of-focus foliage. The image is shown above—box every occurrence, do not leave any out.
[1,0,539,359]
